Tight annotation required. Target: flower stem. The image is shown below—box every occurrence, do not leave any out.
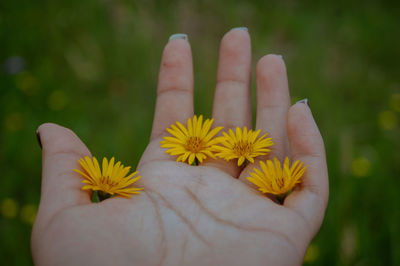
[192,158,199,166]
[98,191,112,201]
[92,191,100,203]
[276,193,286,205]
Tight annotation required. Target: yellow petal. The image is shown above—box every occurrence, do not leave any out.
[102,157,109,177]
[201,119,213,139]
[238,156,245,166]
[92,157,102,178]
[187,117,193,136]
[176,121,189,136]
[196,115,203,136]
[203,126,223,143]
[188,153,196,165]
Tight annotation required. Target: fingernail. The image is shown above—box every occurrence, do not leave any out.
[277,54,283,59]
[297,98,309,106]
[36,130,42,149]
[169,33,188,42]
[231,27,248,32]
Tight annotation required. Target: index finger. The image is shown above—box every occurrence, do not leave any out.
[150,34,194,140]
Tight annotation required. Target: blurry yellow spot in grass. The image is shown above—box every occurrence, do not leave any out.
[351,157,371,177]
[304,244,319,263]
[20,204,37,225]
[4,112,23,131]
[379,110,397,130]
[1,198,19,218]
[16,71,39,96]
[47,90,69,111]
[390,93,400,112]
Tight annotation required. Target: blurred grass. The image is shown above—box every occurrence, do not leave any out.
[1,0,400,265]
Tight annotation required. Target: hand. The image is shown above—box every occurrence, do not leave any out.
[32,29,329,266]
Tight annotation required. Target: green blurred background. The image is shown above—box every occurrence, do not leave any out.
[1,0,399,265]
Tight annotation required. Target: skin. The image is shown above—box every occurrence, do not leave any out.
[32,29,329,266]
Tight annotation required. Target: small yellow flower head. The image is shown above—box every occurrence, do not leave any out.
[247,157,307,196]
[74,156,143,198]
[161,115,223,165]
[213,126,274,166]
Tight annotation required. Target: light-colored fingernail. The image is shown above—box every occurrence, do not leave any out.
[297,98,309,106]
[169,33,188,42]
[276,54,283,59]
[231,27,248,32]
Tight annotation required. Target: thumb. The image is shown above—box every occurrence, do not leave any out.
[36,123,92,223]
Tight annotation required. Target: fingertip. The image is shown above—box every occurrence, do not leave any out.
[161,34,192,74]
[257,53,283,63]
[288,102,311,127]
[216,27,251,83]
[37,122,59,134]
[164,39,191,53]
[288,101,319,136]
[168,33,188,42]
[160,33,193,80]
[256,54,286,81]
[219,28,251,62]
[37,123,75,138]
[163,35,191,56]
[38,122,90,156]
[287,102,324,157]
[223,26,250,42]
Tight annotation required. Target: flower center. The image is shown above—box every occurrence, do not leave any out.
[185,137,204,153]
[100,176,118,187]
[233,140,253,156]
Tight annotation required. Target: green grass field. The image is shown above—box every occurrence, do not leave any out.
[1,0,399,265]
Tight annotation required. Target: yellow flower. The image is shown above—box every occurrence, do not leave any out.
[213,126,273,166]
[160,115,223,165]
[247,157,307,196]
[74,156,143,199]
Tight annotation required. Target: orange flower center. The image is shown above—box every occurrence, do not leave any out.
[233,140,253,156]
[100,176,118,187]
[185,137,204,153]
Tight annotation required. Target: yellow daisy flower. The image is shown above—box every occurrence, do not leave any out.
[160,115,223,165]
[213,126,273,166]
[247,157,307,196]
[74,156,143,200]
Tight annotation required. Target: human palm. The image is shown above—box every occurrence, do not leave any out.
[32,29,329,266]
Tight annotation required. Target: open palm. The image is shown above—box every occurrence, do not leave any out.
[32,29,329,266]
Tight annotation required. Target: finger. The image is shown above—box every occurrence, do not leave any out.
[150,34,194,141]
[284,101,329,236]
[239,54,290,183]
[212,28,252,129]
[36,123,92,222]
[204,28,252,176]
[255,54,290,160]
